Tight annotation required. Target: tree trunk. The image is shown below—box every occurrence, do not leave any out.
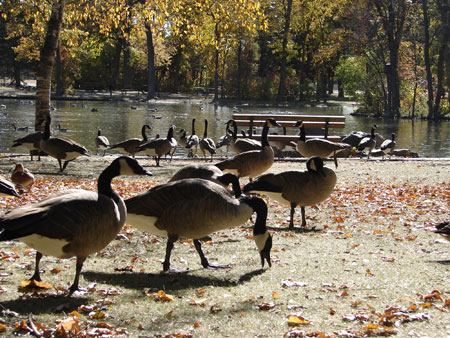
[35,0,66,131]
[277,0,293,101]
[13,63,21,88]
[145,22,156,100]
[434,0,449,119]
[213,22,219,102]
[422,0,434,119]
[109,38,122,92]
[237,39,242,100]
[55,44,63,96]
[122,37,131,90]
[170,48,182,93]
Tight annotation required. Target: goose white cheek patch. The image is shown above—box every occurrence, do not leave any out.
[254,232,269,252]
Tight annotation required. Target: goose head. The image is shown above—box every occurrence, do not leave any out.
[112,156,153,177]
[306,156,326,177]
[266,118,281,128]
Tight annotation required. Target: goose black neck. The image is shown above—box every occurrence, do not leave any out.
[217,173,242,198]
[299,125,306,142]
[167,127,174,139]
[370,127,375,137]
[203,120,208,138]
[261,121,271,147]
[191,119,196,135]
[97,163,119,198]
[240,196,268,235]
[141,125,148,141]
[43,117,51,140]
[97,129,102,136]
[231,120,238,139]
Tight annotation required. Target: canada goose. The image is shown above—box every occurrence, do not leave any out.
[138,126,176,166]
[0,176,20,197]
[0,156,151,295]
[380,133,396,159]
[357,124,378,158]
[243,156,336,228]
[434,221,450,242]
[95,128,110,156]
[177,129,188,148]
[11,163,35,191]
[109,124,151,157]
[215,119,281,181]
[125,179,271,271]
[216,132,231,157]
[272,126,297,153]
[226,120,261,154]
[12,132,43,161]
[199,119,216,161]
[186,118,199,157]
[57,124,68,133]
[40,116,90,172]
[169,164,242,198]
[294,120,350,168]
[12,124,29,132]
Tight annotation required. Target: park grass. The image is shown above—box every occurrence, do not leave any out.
[0,155,449,337]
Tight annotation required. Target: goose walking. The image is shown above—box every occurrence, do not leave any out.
[95,128,110,156]
[243,156,336,228]
[357,125,378,158]
[215,119,281,181]
[294,121,350,168]
[40,116,90,172]
[199,119,216,161]
[12,132,43,161]
[109,124,151,157]
[0,156,151,295]
[138,126,177,166]
[125,179,271,271]
[380,133,396,159]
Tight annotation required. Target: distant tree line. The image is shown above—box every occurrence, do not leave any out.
[0,0,448,124]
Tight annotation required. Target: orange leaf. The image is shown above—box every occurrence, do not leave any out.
[287,315,311,326]
[0,324,6,331]
[51,268,62,274]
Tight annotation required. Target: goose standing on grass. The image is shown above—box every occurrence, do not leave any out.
[0,176,20,197]
[12,132,43,161]
[109,124,151,157]
[199,119,216,161]
[226,120,261,154]
[215,119,281,181]
[357,124,378,159]
[0,156,151,295]
[294,120,350,168]
[243,156,336,228]
[169,164,242,197]
[11,163,35,192]
[434,221,450,242]
[380,133,396,159]
[40,116,90,172]
[137,126,176,166]
[125,178,272,271]
[186,118,200,157]
[95,128,110,156]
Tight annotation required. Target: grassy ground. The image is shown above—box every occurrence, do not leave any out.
[0,154,449,337]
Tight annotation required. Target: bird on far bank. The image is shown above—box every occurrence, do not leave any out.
[380,133,397,159]
[357,124,378,159]
[95,128,110,156]
[0,156,151,295]
[243,156,336,229]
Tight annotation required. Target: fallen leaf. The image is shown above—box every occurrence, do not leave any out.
[287,314,311,326]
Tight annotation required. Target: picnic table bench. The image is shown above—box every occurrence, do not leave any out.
[232,113,346,142]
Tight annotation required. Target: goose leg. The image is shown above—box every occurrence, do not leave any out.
[333,152,338,168]
[301,206,307,227]
[68,256,86,296]
[163,235,181,272]
[194,239,230,269]
[62,160,73,171]
[58,159,64,171]
[30,252,43,282]
[289,202,297,229]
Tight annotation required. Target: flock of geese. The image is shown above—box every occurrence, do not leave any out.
[0,116,446,295]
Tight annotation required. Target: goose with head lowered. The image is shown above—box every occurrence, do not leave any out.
[357,124,378,158]
[243,156,336,228]
[185,118,199,157]
[199,119,216,161]
[95,128,110,156]
[40,116,90,172]
[169,164,242,198]
[109,124,151,157]
[0,156,151,295]
[215,119,281,181]
[125,179,272,271]
[294,120,350,168]
[137,125,177,166]
[12,131,43,161]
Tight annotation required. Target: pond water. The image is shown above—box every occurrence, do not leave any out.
[0,98,449,158]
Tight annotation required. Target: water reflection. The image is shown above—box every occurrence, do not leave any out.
[0,99,449,158]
